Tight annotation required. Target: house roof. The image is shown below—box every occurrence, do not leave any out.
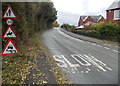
[81,16,87,21]
[80,15,103,22]
[107,0,120,10]
[91,16,102,22]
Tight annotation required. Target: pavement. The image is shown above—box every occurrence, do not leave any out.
[24,52,57,84]
[41,27,118,84]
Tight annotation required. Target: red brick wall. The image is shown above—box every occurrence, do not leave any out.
[83,16,94,24]
[78,16,95,26]
[106,9,120,25]
[106,10,114,22]
[98,17,106,23]
[78,17,83,26]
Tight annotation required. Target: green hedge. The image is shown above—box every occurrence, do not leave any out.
[61,24,76,31]
[92,22,120,37]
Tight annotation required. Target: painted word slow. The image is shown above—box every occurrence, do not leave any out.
[53,54,112,73]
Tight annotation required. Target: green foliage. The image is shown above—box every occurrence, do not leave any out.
[61,24,76,31]
[2,2,57,45]
[92,22,120,37]
[2,2,58,84]
[53,21,60,27]
[37,2,57,30]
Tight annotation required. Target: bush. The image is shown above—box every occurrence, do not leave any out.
[92,22,120,37]
[2,2,57,46]
[61,24,76,31]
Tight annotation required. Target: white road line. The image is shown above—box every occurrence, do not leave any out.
[113,50,118,53]
[53,55,68,68]
[59,29,85,43]
[104,47,110,50]
[83,54,107,72]
[87,41,91,43]
[81,71,84,73]
[71,54,91,66]
[97,69,100,72]
[61,55,80,68]
[92,43,96,45]
[97,45,103,47]
[84,54,112,71]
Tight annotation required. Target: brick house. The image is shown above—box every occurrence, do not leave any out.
[106,0,120,25]
[78,15,105,28]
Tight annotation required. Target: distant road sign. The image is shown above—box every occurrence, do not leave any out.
[2,5,17,19]
[2,39,19,55]
[2,26,17,39]
[6,19,13,26]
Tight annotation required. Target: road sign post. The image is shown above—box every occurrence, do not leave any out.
[2,26,17,39]
[2,5,19,55]
[2,5,17,19]
[2,39,19,55]
[6,19,13,26]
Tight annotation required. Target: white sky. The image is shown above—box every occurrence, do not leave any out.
[52,0,115,17]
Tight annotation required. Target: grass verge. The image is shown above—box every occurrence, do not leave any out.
[2,32,43,84]
[2,31,69,84]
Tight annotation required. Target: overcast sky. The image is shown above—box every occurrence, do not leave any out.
[52,0,115,17]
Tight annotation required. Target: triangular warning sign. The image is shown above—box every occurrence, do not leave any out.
[2,26,17,39]
[2,39,19,55]
[2,5,17,19]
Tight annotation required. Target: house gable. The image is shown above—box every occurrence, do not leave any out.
[106,0,120,25]
[83,16,94,25]
[98,16,106,23]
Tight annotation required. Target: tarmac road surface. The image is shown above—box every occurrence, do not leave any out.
[41,27,118,84]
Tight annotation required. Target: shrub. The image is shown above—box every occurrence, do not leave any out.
[61,24,76,31]
[92,22,120,37]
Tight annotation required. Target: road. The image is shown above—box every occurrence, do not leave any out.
[41,27,118,84]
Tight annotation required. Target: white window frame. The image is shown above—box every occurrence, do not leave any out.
[114,9,120,20]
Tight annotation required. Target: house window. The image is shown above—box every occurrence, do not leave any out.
[114,10,120,19]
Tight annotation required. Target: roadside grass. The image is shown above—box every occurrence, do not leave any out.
[2,32,69,84]
[2,32,43,84]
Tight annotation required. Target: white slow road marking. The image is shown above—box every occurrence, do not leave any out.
[87,54,112,71]
[53,54,112,73]
[61,55,80,68]
[83,54,107,72]
[97,69,100,72]
[71,54,91,66]
[53,55,68,68]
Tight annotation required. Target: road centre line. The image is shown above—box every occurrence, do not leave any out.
[113,50,118,53]
[96,45,103,47]
[59,29,85,43]
[91,43,97,45]
[104,47,110,49]
[60,29,118,54]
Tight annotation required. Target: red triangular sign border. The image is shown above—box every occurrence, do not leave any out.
[2,5,17,19]
[2,39,20,56]
[2,26,17,39]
